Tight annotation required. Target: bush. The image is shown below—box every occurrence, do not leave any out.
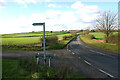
[63,35,72,40]
[40,35,58,47]
[70,32,77,37]
[82,30,89,35]
[105,33,119,44]
[90,30,96,32]
[84,34,96,40]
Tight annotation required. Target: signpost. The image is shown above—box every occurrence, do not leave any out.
[36,53,40,64]
[36,54,53,59]
[32,22,46,64]
[35,53,53,67]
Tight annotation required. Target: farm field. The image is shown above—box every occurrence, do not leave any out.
[1,31,68,38]
[90,32,118,40]
[1,31,78,50]
[2,31,71,45]
[80,32,119,52]
[89,32,105,40]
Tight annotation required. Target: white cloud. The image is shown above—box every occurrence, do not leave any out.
[48,4,62,8]
[0,15,32,34]
[46,10,61,17]
[71,1,100,13]
[60,11,77,24]
[14,0,24,4]
[0,1,103,34]
[48,4,56,8]
[71,1,84,9]
[71,1,100,23]
[0,0,6,8]
[30,13,46,23]
[14,0,37,4]
[25,0,37,3]
[45,0,51,2]
[13,0,37,8]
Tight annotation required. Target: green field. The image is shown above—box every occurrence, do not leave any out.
[80,32,119,52]
[90,32,105,40]
[2,37,41,45]
[2,34,71,46]
[2,31,71,46]
[90,32,118,40]
[2,31,68,38]
[1,31,78,50]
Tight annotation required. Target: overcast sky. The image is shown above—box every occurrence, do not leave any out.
[0,0,118,34]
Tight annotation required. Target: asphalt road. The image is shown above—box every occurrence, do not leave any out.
[67,35,120,78]
[2,35,120,78]
[2,49,113,78]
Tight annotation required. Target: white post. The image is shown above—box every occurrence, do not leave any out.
[37,57,39,64]
[36,53,40,64]
[49,58,51,67]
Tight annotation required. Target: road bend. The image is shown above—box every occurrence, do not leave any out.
[67,35,119,78]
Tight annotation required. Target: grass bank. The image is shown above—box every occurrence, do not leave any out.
[80,34,119,52]
[2,59,84,79]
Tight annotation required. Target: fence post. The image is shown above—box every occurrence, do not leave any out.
[49,58,51,67]
[36,53,40,64]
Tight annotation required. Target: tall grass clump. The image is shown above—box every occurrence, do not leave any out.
[105,33,119,45]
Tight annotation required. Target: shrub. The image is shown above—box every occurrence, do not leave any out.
[84,34,96,40]
[40,35,58,47]
[105,33,119,44]
[63,35,72,40]
[66,31,70,33]
[82,30,89,35]
[71,32,77,37]
[90,30,96,32]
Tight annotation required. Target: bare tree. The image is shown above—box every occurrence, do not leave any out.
[94,11,117,43]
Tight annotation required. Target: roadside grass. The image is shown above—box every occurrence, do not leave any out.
[2,59,30,78]
[2,45,43,50]
[2,59,84,79]
[80,35,119,52]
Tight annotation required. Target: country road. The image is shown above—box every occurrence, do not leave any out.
[2,35,120,78]
[67,35,120,78]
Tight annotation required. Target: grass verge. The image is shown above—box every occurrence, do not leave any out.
[80,35,119,52]
[2,59,84,79]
